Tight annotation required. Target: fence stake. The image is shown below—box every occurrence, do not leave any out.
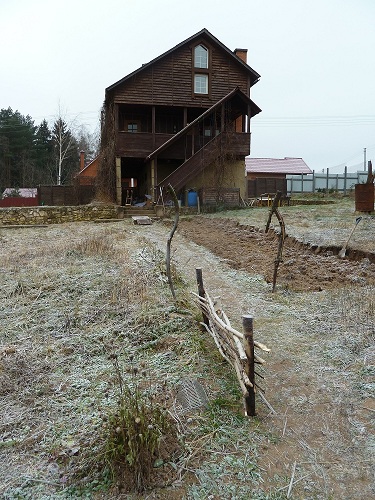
[196,268,209,327]
[242,315,256,416]
[265,191,282,233]
[344,166,347,195]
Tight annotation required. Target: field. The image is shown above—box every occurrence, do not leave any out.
[0,196,374,499]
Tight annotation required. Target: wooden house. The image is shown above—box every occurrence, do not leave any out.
[245,157,312,198]
[98,28,261,206]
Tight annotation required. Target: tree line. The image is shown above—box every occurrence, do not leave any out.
[0,107,99,194]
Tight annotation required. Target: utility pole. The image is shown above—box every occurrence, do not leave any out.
[364,147,367,171]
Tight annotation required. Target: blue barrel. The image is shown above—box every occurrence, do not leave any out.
[187,190,198,207]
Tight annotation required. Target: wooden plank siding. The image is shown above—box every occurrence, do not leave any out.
[115,132,193,159]
[116,132,175,157]
[247,178,288,198]
[110,44,250,108]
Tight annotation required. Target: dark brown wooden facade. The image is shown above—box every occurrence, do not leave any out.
[102,28,261,205]
[247,177,288,198]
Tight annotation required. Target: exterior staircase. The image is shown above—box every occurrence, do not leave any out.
[157,133,225,193]
[123,205,155,219]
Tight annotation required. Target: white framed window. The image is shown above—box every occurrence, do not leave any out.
[194,74,208,94]
[194,44,208,68]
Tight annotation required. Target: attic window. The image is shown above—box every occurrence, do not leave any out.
[194,45,208,68]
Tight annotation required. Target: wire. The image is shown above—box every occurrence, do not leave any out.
[253,115,375,127]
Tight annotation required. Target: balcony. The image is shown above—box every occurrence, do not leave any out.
[116,130,250,160]
[115,132,175,158]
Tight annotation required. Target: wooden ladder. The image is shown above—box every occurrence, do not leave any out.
[125,189,133,206]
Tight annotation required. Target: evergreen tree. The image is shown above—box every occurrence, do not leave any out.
[0,107,37,188]
[0,108,94,190]
[35,119,54,184]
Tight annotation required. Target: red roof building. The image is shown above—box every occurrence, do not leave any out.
[245,157,312,197]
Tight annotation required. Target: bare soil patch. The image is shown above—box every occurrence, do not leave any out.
[176,216,375,292]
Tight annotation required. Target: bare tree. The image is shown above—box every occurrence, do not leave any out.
[76,124,100,163]
[52,104,78,185]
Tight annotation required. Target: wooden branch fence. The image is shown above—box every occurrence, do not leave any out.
[194,268,271,416]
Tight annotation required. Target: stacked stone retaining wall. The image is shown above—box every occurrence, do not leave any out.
[0,205,123,226]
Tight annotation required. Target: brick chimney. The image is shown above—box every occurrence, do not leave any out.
[234,48,248,63]
[80,150,85,171]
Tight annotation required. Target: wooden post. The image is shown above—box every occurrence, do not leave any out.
[242,315,256,416]
[272,207,285,293]
[196,268,209,327]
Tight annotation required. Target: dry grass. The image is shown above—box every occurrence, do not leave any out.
[0,223,187,497]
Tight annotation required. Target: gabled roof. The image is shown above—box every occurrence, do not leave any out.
[146,87,261,162]
[245,157,312,175]
[77,156,98,176]
[106,28,261,93]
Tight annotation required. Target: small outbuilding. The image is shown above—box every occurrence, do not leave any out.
[245,157,312,198]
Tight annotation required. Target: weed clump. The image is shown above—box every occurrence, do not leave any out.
[104,354,177,492]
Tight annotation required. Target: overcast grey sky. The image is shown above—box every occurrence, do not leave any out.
[1,0,374,172]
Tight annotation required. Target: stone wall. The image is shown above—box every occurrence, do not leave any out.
[0,205,124,226]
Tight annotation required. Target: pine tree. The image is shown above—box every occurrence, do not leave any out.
[35,119,54,184]
[0,107,37,189]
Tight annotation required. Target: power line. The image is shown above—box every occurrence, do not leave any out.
[254,115,375,127]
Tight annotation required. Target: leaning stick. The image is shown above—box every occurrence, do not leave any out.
[166,184,179,300]
[193,292,270,355]
[200,322,230,363]
[254,341,271,352]
[287,461,297,498]
[233,359,251,394]
[259,391,276,414]
[221,310,248,360]
[194,293,270,354]
[192,292,244,339]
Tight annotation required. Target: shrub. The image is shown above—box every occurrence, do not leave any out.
[104,355,175,492]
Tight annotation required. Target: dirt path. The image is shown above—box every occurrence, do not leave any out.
[141,216,374,499]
